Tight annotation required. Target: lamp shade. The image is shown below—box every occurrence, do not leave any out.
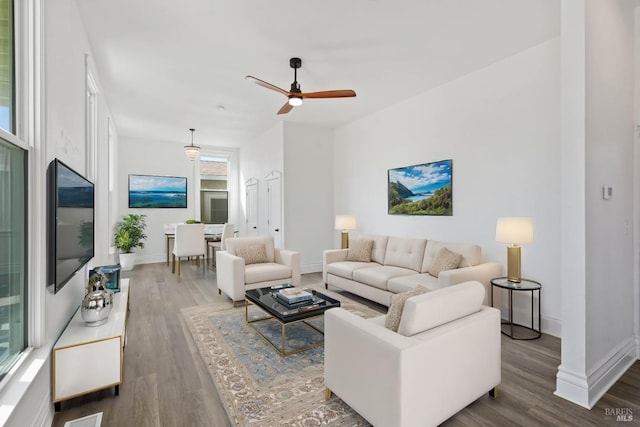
[184,128,201,162]
[335,215,357,230]
[495,217,534,244]
[184,145,200,161]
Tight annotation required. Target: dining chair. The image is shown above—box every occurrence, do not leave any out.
[208,223,235,267]
[172,223,206,277]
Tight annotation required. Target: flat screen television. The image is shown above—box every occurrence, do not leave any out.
[47,159,95,293]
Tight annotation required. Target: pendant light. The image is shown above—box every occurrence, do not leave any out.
[184,128,200,161]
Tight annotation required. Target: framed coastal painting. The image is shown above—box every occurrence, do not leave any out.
[388,159,453,216]
[128,174,187,208]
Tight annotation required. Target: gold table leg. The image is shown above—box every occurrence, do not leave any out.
[245,299,325,357]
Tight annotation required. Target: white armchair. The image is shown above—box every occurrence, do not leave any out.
[324,281,501,427]
[216,236,301,303]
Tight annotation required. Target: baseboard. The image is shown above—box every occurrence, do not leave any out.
[497,302,561,338]
[555,336,636,409]
[542,315,561,338]
[301,262,322,274]
[136,254,173,265]
[555,365,590,408]
[131,255,324,275]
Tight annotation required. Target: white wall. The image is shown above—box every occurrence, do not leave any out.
[283,122,334,272]
[4,0,116,425]
[556,0,638,409]
[585,0,635,375]
[239,121,334,272]
[115,137,240,264]
[116,137,197,264]
[239,122,284,237]
[334,38,562,335]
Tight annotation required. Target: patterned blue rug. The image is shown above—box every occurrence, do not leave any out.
[182,288,381,426]
[217,309,325,378]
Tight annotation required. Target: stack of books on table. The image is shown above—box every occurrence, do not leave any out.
[275,288,313,305]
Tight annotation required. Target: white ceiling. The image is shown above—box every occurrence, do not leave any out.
[75,0,559,148]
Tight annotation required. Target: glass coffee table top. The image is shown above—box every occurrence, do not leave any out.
[245,284,341,323]
[244,284,341,356]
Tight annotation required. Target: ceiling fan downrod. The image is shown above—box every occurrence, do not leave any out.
[290,57,302,93]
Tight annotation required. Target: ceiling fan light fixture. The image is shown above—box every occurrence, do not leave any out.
[288,96,303,107]
[184,128,200,161]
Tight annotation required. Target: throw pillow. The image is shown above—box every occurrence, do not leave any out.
[346,239,373,262]
[236,244,269,265]
[428,247,462,278]
[384,286,430,332]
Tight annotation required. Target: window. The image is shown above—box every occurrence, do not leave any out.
[0,137,26,382]
[199,155,228,224]
[0,0,25,384]
[0,0,13,134]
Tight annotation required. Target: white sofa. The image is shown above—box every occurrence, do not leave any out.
[324,281,501,427]
[323,233,501,307]
[216,236,301,303]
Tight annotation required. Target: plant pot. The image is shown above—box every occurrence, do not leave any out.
[119,252,136,271]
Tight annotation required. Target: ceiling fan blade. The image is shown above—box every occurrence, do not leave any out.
[301,89,356,99]
[277,102,294,115]
[245,75,290,96]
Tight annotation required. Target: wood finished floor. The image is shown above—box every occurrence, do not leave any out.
[52,262,640,427]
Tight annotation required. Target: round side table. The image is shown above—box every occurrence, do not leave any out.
[490,277,541,340]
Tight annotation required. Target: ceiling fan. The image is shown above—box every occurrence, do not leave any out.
[245,57,356,115]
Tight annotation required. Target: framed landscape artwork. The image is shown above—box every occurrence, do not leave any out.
[128,174,187,208]
[388,159,453,216]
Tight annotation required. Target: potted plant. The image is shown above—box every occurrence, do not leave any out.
[113,214,147,271]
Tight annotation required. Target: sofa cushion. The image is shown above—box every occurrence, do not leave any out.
[397,281,485,337]
[327,261,380,280]
[387,273,440,294]
[384,285,430,332]
[347,239,373,262]
[244,262,292,284]
[383,237,427,272]
[225,236,275,263]
[352,266,417,291]
[236,244,269,265]
[421,241,480,273]
[355,233,388,264]
[428,247,462,277]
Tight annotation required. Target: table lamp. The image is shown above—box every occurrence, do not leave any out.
[495,217,534,283]
[335,215,357,249]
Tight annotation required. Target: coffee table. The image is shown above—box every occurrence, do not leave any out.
[245,284,340,356]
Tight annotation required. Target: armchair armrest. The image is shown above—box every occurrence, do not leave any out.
[274,248,301,286]
[215,250,246,302]
[322,249,349,283]
[438,261,502,305]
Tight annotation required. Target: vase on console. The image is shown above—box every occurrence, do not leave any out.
[81,271,114,327]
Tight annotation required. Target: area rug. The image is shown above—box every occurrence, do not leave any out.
[181,286,381,426]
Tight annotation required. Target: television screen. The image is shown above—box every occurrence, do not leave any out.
[48,159,95,293]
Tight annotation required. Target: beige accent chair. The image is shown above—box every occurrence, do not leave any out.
[171,223,206,277]
[324,281,501,427]
[208,223,235,267]
[216,236,301,304]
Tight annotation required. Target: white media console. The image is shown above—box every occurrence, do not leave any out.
[52,278,130,411]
